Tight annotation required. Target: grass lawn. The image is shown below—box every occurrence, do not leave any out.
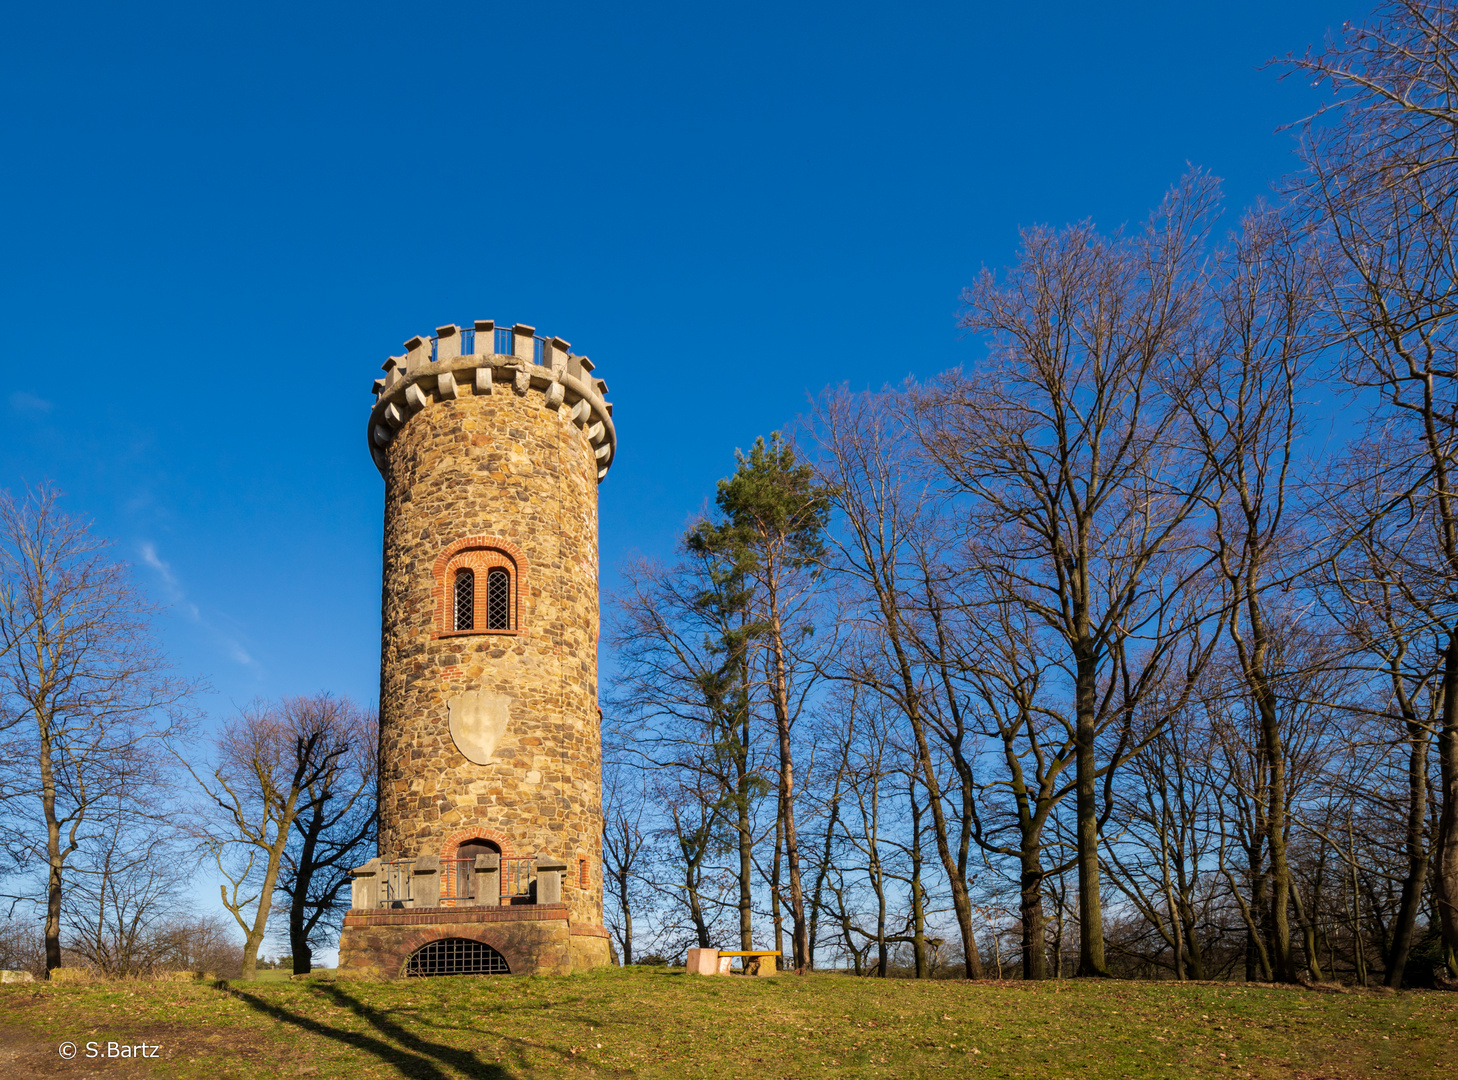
[0,966,1451,1079]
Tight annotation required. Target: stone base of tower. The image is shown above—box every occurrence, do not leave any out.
[338,905,613,978]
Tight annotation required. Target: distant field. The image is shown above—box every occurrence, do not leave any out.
[0,966,1451,1079]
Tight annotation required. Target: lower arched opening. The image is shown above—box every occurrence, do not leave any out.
[404,937,511,977]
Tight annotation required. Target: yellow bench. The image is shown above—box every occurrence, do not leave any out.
[714,950,780,976]
[685,947,781,976]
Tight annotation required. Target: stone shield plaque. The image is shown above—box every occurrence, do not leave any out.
[447,691,512,765]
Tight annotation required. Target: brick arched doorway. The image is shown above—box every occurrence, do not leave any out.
[446,837,503,907]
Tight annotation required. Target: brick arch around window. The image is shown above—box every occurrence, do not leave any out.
[431,536,528,638]
[440,827,518,862]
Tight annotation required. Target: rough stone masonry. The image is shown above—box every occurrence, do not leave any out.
[337,321,617,977]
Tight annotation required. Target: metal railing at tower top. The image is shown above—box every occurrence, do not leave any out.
[429,327,547,365]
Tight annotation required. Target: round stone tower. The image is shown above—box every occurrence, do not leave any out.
[360,320,616,973]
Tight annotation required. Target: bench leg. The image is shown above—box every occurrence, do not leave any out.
[686,948,721,975]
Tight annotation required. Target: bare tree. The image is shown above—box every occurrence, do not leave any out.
[153,913,244,978]
[952,595,1079,980]
[1107,698,1224,980]
[1317,451,1447,985]
[187,696,355,980]
[1289,0,1458,978]
[809,386,987,978]
[610,546,767,954]
[61,781,196,977]
[0,483,196,975]
[1170,206,1325,981]
[274,695,376,975]
[912,174,1222,976]
[602,759,652,965]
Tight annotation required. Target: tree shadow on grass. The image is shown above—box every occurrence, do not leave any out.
[222,981,528,1080]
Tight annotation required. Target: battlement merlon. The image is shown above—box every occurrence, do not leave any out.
[365,322,617,483]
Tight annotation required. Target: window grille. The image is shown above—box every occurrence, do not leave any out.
[487,568,510,630]
[404,938,510,977]
[454,569,475,631]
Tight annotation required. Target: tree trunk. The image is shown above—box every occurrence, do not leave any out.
[735,657,755,955]
[1255,682,1295,982]
[38,713,64,974]
[1073,651,1109,977]
[1435,630,1458,978]
[767,625,809,972]
[1288,884,1324,982]
[619,863,634,966]
[1386,714,1431,987]
[903,700,984,978]
[240,831,290,980]
[770,798,785,960]
[1019,842,1046,981]
[911,848,927,979]
[736,744,755,954]
[807,739,849,970]
[686,858,710,949]
[288,890,313,975]
[289,816,320,975]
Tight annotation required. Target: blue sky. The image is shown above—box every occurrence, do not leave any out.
[1,1,1359,719]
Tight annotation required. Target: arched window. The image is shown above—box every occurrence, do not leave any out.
[454,569,475,631]
[433,537,526,638]
[487,568,511,630]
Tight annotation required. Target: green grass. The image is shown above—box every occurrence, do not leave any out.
[0,966,1452,1079]
[250,969,302,983]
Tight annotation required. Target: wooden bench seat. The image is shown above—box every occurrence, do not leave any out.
[686,948,779,976]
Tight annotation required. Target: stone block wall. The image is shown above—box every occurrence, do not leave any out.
[338,907,574,978]
[369,324,613,940]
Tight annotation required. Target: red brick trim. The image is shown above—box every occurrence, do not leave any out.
[440,827,516,861]
[568,923,611,939]
[430,535,530,638]
[344,904,568,927]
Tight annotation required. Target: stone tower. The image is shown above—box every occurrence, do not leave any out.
[339,321,616,977]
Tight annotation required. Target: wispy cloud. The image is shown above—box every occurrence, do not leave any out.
[139,541,178,589]
[137,540,258,670]
[9,391,53,414]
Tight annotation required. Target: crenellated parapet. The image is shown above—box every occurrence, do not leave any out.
[366,320,617,482]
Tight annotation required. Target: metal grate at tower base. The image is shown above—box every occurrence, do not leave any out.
[404,938,511,977]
